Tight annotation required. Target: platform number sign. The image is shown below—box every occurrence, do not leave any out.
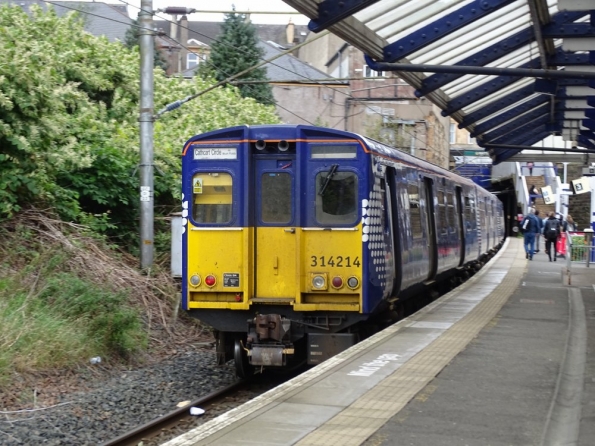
[541,185,554,204]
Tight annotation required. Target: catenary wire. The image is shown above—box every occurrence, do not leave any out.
[43,0,445,158]
[119,0,442,155]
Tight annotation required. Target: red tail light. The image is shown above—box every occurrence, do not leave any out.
[205,275,216,287]
[331,276,343,289]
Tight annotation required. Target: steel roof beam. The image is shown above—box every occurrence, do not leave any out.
[479,104,551,142]
[472,99,550,137]
[471,100,550,138]
[528,0,553,69]
[481,114,559,144]
[484,144,595,153]
[581,130,595,142]
[309,0,381,33]
[366,59,595,80]
[460,84,537,128]
[415,11,586,96]
[509,124,564,146]
[283,0,387,59]
[583,120,595,132]
[443,57,542,115]
[550,52,591,65]
[542,22,595,38]
[381,0,517,62]
[578,135,595,150]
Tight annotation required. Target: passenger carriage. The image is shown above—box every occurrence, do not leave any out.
[180,125,504,376]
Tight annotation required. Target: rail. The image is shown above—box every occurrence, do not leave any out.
[100,380,246,446]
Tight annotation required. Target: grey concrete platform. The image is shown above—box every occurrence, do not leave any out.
[162,238,595,446]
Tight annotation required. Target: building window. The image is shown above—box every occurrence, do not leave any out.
[449,123,456,144]
[187,53,199,69]
[364,65,385,78]
[187,52,207,69]
[467,133,476,145]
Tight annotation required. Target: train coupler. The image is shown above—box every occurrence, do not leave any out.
[248,344,295,366]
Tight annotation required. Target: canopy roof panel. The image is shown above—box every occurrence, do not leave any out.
[283,0,595,164]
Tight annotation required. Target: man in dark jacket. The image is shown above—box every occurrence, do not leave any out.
[534,209,544,253]
[521,208,539,260]
[544,212,561,262]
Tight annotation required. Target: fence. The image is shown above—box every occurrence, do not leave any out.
[566,232,595,266]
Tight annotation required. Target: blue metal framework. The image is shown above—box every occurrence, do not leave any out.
[283,0,595,164]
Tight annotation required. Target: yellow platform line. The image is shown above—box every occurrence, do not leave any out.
[296,239,526,446]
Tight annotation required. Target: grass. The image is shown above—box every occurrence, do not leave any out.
[0,222,148,388]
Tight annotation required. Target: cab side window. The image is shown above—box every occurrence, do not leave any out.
[315,171,358,225]
[192,172,232,223]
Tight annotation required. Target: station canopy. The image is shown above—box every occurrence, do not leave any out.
[282,0,595,165]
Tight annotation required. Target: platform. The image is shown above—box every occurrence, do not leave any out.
[162,237,595,446]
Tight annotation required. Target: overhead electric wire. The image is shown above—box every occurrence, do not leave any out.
[118,0,441,154]
[42,0,443,157]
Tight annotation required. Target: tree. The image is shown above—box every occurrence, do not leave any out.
[0,4,280,250]
[207,10,275,106]
[124,19,168,71]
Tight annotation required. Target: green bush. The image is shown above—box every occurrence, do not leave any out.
[36,274,147,356]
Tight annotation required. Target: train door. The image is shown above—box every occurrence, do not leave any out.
[423,177,437,281]
[254,157,298,299]
[456,187,465,266]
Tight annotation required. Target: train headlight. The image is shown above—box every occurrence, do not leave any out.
[189,274,201,287]
[347,276,360,289]
[205,274,217,287]
[310,273,328,290]
[331,276,343,289]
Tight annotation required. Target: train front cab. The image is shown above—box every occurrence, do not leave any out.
[181,126,370,376]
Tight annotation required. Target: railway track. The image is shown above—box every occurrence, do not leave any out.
[101,368,303,446]
[100,379,248,446]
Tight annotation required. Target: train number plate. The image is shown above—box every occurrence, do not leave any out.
[223,273,240,287]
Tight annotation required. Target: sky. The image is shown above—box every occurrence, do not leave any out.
[122,0,310,25]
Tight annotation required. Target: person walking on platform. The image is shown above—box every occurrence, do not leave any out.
[544,212,561,262]
[565,214,577,232]
[534,209,544,253]
[521,208,539,260]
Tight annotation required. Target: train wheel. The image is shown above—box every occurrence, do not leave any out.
[234,338,254,379]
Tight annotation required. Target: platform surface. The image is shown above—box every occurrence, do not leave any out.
[163,237,595,446]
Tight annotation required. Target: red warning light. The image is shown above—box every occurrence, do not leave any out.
[205,275,216,287]
[332,276,343,288]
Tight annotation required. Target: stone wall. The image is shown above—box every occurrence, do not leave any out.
[566,164,591,230]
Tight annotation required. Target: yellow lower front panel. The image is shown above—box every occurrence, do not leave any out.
[186,224,363,312]
[186,225,252,310]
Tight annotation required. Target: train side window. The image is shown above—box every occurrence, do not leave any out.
[446,192,455,232]
[315,171,357,224]
[437,190,447,235]
[192,172,232,224]
[464,196,474,231]
[407,184,422,239]
[261,173,292,223]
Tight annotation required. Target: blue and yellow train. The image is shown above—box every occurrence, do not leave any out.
[180,125,505,377]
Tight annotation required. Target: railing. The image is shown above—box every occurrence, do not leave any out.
[566,232,595,267]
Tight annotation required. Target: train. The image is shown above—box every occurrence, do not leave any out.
[179,124,505,377]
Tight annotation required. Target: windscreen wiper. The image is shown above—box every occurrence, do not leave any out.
[318,164,339,196]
